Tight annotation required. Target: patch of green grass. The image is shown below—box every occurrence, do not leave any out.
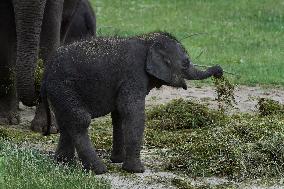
[0,126,58,146]
[146,98,224,130]
[146,99,284,180]
[167,114,284,180]
[257,98,284,116]
[0,139,110,189]
[213,76,236,112]
[91,0,284,85]
[90,117,113,151]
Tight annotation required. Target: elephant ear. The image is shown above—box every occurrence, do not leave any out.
[146,43,172,83]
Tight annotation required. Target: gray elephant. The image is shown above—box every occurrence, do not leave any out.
[0,0,95,130]
[31,0,96,132]
[41,32,223,174]
[64,0,96,44]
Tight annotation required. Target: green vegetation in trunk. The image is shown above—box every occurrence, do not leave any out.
[212,76,236,112]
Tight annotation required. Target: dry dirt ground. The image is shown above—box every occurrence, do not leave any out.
[16,85,284,189]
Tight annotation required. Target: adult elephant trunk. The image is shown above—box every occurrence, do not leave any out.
[185,63,223,80]
[14,0,47,106]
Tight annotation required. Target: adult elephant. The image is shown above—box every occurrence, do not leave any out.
[64,0,96,44]
[0,0,81,126]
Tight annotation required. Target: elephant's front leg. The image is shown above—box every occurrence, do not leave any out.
[31,0,64,133]
[0,55,18,125]
[119,100,146,173]
[0,7,19,125]
[0,75,19,125]
[110,110,125,163]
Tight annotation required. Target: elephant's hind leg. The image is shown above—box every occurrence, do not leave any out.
[48,84,107,174]
[72,127,107,174]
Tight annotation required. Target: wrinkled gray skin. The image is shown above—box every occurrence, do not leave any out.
[31,0,96,133]
[41,32,223,174]
[0,0,95,130]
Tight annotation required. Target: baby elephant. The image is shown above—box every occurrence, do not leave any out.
[41,32,223,174]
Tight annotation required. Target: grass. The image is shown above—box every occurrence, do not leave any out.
[167,114,284,180]
[89,99,284,182]
[90,0,284,85]
[1,98,284,187]
[146,98,224,130]
[145,99,284,181]
[257,97,284,116]
[0,139,110,189]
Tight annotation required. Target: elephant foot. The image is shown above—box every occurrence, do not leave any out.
[122,158,145,173]
[110,151,125,163]
[83,159,108,175]
[0,95,19,125]
[0,111,20,125]
[31,103,58,134]
[31,116,58,134]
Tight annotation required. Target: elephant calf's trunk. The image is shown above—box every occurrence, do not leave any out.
[185,65,223,80]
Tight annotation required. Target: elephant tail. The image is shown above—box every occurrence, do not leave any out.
[41,82,51,136]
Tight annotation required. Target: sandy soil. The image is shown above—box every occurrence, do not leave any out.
[16,85,284,189]
[146,85,284,113]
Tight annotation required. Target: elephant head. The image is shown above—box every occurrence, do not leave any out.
[146,33,223,89]
[13,0,81,106]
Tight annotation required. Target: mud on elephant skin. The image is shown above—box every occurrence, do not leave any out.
[31,0,96,133]
[41,32,223,174]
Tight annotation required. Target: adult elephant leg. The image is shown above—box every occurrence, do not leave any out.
[31,0,64,133]
[0,55,19,125]
[13,0,47,106]
[0,0,19,125]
